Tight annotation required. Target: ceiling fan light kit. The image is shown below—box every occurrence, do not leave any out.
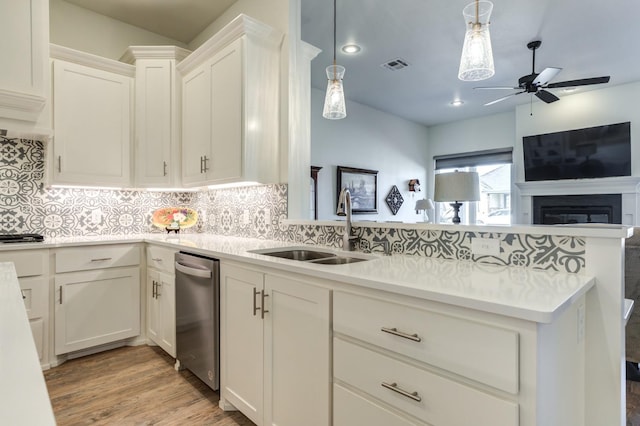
[458,0,495,82]
[322,0,347,120]
[476,40,611,106]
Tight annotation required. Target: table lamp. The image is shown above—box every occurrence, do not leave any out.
[415,198,435,223]
[434,171,480,224]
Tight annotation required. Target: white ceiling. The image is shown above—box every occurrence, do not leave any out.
[63,0,640,127]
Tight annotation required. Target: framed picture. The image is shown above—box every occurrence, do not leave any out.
[337,166,378,214]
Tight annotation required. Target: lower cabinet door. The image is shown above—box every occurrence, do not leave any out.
[55,267,140,355]
[157,271,176,357]
[264,274,330,426]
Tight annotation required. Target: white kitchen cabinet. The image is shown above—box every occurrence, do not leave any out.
[50,44,134,188]
[220,262,330,426]
[333,290,586,426]
[178,14,282,187]
[0,250,50,368]
[0,0,49,128]
[146,245,177,357]
[54,244,140,355]
[121,46,191,188]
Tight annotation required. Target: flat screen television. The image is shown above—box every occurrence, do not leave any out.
[523,122,631,181]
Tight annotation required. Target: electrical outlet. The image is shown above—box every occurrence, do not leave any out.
[471,237,500,256]
[91,209,102,225]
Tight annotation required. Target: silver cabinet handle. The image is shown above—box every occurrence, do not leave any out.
[253,288,260,316]
[58,155,62,173]
[91,257,112,262]
[59,286,63,305]
[151,257,162,262]
[261,290,269,319]
[202,155,209,173]
[381,382,422,402]
[21,290,26,300]
[381,327,422,342]
[152,280,157,299]
[156,281,161,298]
[163,161,168,176]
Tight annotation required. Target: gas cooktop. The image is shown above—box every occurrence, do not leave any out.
[0,234,44,243]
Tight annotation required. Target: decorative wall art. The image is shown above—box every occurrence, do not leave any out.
[385,185,404,215]
[336,166,378,214]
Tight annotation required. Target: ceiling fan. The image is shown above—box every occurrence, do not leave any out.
[475,40,610,106]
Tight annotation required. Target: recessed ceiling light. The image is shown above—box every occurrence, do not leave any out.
[563,87,578,93]
[450,99,464,107]
[341,44,361,54]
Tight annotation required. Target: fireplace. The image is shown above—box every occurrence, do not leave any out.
[532,194,622,225]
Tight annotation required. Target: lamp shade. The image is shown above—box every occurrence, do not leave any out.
[415,198,435,211]
[434,171,480,202]
[322,65,347,119]
[458,0,495,82]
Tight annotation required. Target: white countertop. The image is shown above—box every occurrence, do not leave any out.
[0,262,56,425]
[0,233,594,323]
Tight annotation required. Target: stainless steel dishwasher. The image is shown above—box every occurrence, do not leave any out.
[174,252,220,391]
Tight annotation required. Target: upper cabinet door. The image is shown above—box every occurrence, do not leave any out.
[178,14,283,188]
[51,57,133,187]
[135,61,173,187]
[181,62,212,187]
[0,0,49,128]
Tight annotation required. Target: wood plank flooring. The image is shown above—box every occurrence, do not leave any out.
[44,345,254,426]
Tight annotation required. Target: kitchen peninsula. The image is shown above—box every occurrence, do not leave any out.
[0,222,631,426]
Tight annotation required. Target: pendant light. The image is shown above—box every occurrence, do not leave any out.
[458,0,495,81]
[322,0,347,119]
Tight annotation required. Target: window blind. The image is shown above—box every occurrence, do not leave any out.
[434,148,513,170]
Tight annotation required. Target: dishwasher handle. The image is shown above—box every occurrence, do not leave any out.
[175,261,212,279]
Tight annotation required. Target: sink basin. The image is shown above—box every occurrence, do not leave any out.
[311,256,369,265]
[252,248,336,261]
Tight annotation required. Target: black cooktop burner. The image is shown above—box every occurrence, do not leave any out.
[0,233,44,243]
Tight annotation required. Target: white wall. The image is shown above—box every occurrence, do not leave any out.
[49,0,186,59]
[311,88,429,223]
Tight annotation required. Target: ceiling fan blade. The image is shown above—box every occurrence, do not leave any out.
[484,91,525,106]
[546,76,610,88]
[474,86,520,90]
[532,67,562,86]
[535,89,560,104]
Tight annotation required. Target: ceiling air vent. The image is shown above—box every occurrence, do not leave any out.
[381,58,409,71]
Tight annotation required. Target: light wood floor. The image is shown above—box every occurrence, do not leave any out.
[44,345,254,426]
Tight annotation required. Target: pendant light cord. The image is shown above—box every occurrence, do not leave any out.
[332,0,337,76]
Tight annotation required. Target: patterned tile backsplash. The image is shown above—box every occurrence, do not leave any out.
[0,136,585,272]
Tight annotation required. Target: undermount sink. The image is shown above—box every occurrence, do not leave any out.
[256,249,336,261]
[250,247,374,265]
[310,256,368,265]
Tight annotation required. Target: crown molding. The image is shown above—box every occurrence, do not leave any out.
[50,44,135,78]
[119,46,192,64]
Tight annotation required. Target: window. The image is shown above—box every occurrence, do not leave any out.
[434,149,512,225]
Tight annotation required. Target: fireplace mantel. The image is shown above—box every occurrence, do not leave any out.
[516,176,640,225]
[516,176,640,197]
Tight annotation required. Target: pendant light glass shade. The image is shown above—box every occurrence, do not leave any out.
[323,65,346,119]
[458,0,495,82]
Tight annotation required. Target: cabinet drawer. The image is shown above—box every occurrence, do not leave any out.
[334,291,519,393]
[0,250,47,277]
[56,244,140,273]
[146,245,178,273]
[334,383,423,426]
[334,338,519,426]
